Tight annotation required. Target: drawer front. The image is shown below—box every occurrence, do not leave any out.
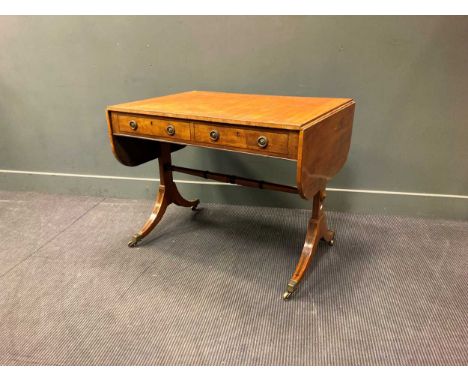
[193,123,290,155]
[117,114,191,141]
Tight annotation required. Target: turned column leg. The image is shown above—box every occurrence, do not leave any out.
[282,190,335,300]
[128,143,200,248]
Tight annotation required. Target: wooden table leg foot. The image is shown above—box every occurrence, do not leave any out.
[128,233,142,248]
[128,184,170,247]
[282,189,333,300]
[191,200,201,211]
[128,143,200,247]
[321,229,335,246]
[282,280,298,300]
[171,185,200,210]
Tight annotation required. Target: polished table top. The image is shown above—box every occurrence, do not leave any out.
[108,90,353,130]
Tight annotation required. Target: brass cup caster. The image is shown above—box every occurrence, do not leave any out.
[282,281,298,301]
[282,291,294,300]
[322,231,335,246]
[128,234,142,248]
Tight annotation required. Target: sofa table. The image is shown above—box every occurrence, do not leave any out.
[106,91,355,300]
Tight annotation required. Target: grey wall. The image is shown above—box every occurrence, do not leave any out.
[1,16,467,219]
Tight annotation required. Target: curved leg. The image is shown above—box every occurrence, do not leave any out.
[128,143,200,247]
[282,190,334,300]
[171,185,200,210]
[128,185,170,247]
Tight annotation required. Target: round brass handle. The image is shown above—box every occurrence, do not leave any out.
[257,136,268,148]
[166,125,176,136]
[209,129,219,141]
[129,120,138,130]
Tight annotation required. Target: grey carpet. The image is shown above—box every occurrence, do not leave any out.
[0,190,466,366]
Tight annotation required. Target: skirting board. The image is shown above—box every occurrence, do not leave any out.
[0,170,467,220]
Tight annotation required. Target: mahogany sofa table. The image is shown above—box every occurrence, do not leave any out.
[106,91,355,300]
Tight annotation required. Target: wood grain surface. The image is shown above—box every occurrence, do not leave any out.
[108,91,353,130]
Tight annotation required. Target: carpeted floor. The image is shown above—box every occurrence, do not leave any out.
[0,190,466,365]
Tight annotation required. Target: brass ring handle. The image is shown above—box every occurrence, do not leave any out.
[129,120,138,130]
[209,129,219,141]
[257,135,268,148]
[166,125,176,136]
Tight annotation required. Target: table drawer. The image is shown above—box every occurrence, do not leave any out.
[193,123,290,155]
[117,113,191,141]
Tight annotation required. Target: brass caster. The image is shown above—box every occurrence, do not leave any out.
[322,231,335,246]
[282,291,293,300]
[128,234,141,248]
[282,280,298,301]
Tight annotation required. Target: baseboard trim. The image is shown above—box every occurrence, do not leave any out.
[1,169,466,200]
[325,187,468,199]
